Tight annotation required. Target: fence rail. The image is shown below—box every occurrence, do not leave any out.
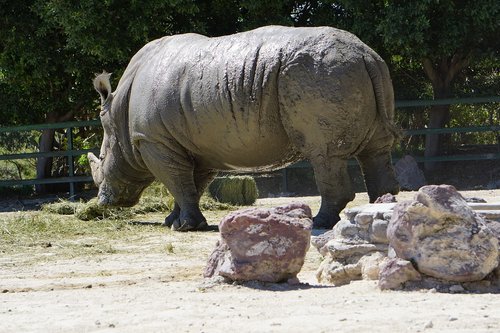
[1,97,499,197]
[0,120,101,199]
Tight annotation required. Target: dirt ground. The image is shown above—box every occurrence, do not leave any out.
[1,190,500,333]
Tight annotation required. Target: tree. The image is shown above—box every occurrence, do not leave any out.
[336,0,500,169]
[0,0,204,192]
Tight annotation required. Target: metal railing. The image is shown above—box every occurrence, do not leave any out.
[1,97,499,197]
[0,120,100,199]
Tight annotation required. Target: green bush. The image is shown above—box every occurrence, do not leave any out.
[208,176,259,205]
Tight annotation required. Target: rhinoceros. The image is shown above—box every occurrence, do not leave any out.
[88,25,399,231]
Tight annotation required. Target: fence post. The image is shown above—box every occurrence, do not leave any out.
[282,168,288,194]
[66,127,75,200]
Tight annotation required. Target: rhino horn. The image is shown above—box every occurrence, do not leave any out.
[88,152,104,185]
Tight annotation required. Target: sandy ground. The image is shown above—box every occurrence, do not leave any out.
[1,190,500,333]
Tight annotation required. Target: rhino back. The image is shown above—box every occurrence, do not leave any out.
[129,28,301,170]
[126,26,379,170]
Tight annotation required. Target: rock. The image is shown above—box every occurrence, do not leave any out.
[394,155,426,190]
[370,219,389,244]
[387,185,499,282]
[374,193,397,203]
[465,197,487,203]
[324,238,386,261]
[311,229,337,256]
[449,284,465,293]
[315,202,391,285]
[486,180,500,190]
[485,220,500,242]
[204,203,312,283]
[424,321,434,329]
[359,252,386,280]
[354,212,374,229]
[311,220,360,256]
[378,258,421,290]
[316,257,363,286]
[344,203,396,223]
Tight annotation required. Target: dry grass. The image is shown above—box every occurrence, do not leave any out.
[0,182,237,261]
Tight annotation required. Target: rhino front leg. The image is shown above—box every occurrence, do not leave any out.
[140,142,206,231]
[164,169,216,228]
[310,157,355,229]
[164,202,180,227]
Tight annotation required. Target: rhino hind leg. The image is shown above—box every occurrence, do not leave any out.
[356,128,400,202]
[310,157,355,229]
[140,142,208,231]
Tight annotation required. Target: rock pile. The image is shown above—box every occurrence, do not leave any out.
[313,203,394,285]
[313,185,500,291]
[204,203,312,283]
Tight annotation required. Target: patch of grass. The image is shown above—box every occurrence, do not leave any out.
[164,242,175,254]
[42,200,82,215]
[199,194,235,211]
[132,195,174,214]
[0,209,147,257]
[74,198,134,221]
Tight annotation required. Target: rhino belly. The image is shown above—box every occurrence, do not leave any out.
[192,123,298,172]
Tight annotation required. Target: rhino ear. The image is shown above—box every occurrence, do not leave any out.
[93,71,113,112]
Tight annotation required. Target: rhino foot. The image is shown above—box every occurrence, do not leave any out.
[164,209,180,227]
[171,219,208,231]
[313,212,340,229]
[170,210,208,232]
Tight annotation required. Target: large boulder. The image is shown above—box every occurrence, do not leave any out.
[387,185,499,282]
[204,203,312,283]
[394,155,426,190]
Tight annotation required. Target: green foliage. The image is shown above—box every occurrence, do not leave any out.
[208,176,259,205]
[1,0,498,174]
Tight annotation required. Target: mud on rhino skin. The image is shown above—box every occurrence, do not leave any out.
[88,25,400,231]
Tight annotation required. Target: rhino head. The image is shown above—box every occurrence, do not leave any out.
[88,72,152,207]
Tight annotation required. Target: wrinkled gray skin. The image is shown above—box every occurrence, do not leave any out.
[89,26,400,231]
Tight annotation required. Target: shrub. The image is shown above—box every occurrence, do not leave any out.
[208,176,259,205]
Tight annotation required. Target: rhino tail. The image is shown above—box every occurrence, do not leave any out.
[93,71,113,107]
[363,54,401,140]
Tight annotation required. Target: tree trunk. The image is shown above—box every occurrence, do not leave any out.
[424,104,451,171]
[421,54,469,172]
[35,111,74,194]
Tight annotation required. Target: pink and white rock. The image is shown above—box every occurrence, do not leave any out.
[387,185,499,282]
[378,258,422,290]
[204,203,312,283]
[374,193,397,203]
